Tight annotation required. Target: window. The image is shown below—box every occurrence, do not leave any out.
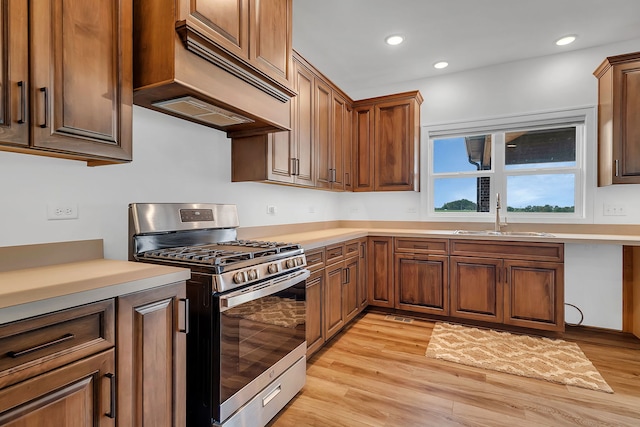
[427,111,587,220]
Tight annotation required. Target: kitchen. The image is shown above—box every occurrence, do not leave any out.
[1,0,640,426]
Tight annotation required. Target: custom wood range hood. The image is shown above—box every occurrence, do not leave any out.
[132,0,295,137]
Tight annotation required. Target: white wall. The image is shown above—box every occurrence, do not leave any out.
[341,37,640,225]
[564,244,622,330]
[2,38,640,261]
[0,107,340,260]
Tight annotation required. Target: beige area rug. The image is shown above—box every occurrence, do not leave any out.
[426,322,613,393]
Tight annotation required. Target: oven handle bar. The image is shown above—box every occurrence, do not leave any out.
[219,269,310,311]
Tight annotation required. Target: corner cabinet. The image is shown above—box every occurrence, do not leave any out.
[353,91,423,192]
[0,0,132,165]
[594,51,640,185]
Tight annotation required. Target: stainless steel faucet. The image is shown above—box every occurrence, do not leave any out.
[495,193,507,232]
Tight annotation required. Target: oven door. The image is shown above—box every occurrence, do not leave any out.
[215,269,309,424]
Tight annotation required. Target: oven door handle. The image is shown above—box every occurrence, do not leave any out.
[219,269,310,311]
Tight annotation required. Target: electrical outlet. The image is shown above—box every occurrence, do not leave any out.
[267,205,277,215]
[603,204,626,216]
[308,206,316,214]
[47,204,79,220]
[407,207,418,214]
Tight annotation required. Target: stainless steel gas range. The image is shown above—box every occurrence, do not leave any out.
[129,203,309,427]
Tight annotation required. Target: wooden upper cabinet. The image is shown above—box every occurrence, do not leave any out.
[0,0,132,164]
[250,0,291,83]
[184,0,250,60]
[230,55,315,187]
[353,91,423,192]
[315,79,333,189]
[594,51,640,185]
[293,60,315,186]
[0,0,29,148]
[353,106,375,191]
[177,0,292,92]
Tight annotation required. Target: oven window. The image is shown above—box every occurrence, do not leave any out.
[219,282,305,402]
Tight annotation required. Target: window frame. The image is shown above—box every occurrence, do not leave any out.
[425,108,592,222]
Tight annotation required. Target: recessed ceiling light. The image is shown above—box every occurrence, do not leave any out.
[555,35,577,46]
[385,35,404,46]
[433,61,449,69]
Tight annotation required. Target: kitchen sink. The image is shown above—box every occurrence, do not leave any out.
[453,230,554,237]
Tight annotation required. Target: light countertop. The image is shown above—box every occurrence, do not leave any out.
[0,259,190,324]
[255,227,640,250]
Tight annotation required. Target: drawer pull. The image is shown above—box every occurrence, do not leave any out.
[105,373,116,419]
[7,333,75,358]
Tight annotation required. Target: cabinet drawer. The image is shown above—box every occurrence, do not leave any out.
[0,299,115,388]
[325,243,345,265]
[305,248,325,272]
[345,240,360,259]
[394,238,449,254]
[450,240,564,262]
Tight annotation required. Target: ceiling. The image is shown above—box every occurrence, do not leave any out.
[292,0,640,97]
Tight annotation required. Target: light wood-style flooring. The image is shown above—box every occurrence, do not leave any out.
[268,311,640,427]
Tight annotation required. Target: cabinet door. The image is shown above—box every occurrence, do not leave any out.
[504,260,564,331]
[292,59,315,186]
[450,256,503,323]
[343,104,353,191]
[30,0,132,162]
[0,0,29,147]
[343,257,359,323]
[250,0,291,85]
[324,262,345,339]
[374,98,417,190]
[0,350,115,426]
[267,131,294,183]
[353,106,374,191]
[367,237,394,308]
[331,91,347,191]
[612,61,640,183]
[314,79,332,189]
[181,0,250,60]
[395,254,449,316]
[305,270,325,357]
[117,282,187,427]
[357,239,368,309]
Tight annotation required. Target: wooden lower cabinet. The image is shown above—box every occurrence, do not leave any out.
[395,254,449,316]
[451,256,504,323]
[305,270,325,356]
[451,255,564,331]
[0,350,116,426]
[504,260,564,331]
[325,261,345,339]
[116,282,187,427]
[343,256,359,323]
[367,236,394,308]
[357,238,368,309]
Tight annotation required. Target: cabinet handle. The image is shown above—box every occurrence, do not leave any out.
[17,81,26,124]
[615,159,619,177]
[39,87,48,128]
[290,158,296,176]
[331,168,337,182]
[179,298,190,334]
[296,158,300,176]
[504,267,509,285]
[7,333,74,358]
[105,373,116,419]
[497,267,501,284]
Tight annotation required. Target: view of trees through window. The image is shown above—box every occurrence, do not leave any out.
[432,126,579,215]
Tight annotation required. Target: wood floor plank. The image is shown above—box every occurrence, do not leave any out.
[268,312,640,427]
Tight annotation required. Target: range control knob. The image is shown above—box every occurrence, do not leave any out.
[268,263,279,274]
[233,272,245,284]
[295,257,304,266]
[285,258,295,269]
[247,269,258,280]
